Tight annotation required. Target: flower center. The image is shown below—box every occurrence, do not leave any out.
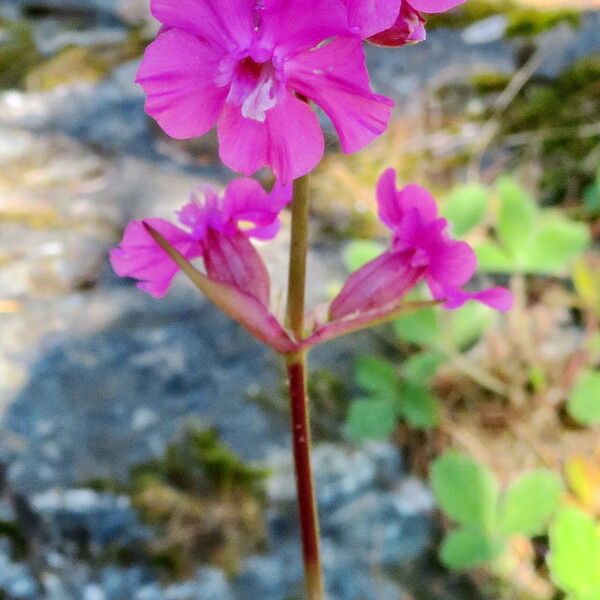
[219,54,283,122]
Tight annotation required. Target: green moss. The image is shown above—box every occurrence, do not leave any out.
[25,28,146,91]
[126,427,268,577]
[428,0,581,38]
[0,20,42,89]
[131,427,268,494]
[506,8,580,38]
[500,54,600,202]
[470,72,512,95]
[0,520,28,559]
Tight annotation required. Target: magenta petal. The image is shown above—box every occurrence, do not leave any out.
[150,0,254,49]
[377,173,439,230]
[110,218,203,298]
[443,287,514,311]
[222,177,290,239]
[342,0,401,37]
[408,0,465,13]
[218,93,324,182]
[368,2,426,47]
[145,222,296,354]
[136,29,227,140]
[286,37,394,154]
[426,239,477,290]
[258,0,350,58]
[330,250,424,320]
[203,229,271,306]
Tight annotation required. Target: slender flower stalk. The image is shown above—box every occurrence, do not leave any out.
[285,174,324,600]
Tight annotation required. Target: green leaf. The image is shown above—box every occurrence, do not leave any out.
[548,507,600,597]
[344,240,385,272]
[393,306,441,348]
[442,184,489,236]
[431,451,498,531]
[355,357,398,401]
[397,382,440,429]
[584,181,600,213]
[403,351,446,384]
[475,242,514,273]
[440,528,500,570]
[496,176,537,262]
[346,398,396,441]
[567,370,600,426]
[499,469,563,536]
[525,215,590,274]
[450,303,495,350]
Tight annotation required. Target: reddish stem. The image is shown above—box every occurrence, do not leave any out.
[286,351,323,599]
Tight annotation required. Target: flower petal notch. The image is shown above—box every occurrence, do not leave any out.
[323,169,512,337]
[137,0,394,182]
[110,178,295,353]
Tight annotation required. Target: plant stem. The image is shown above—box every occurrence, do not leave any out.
[285,174,324,600]
[286,351,323,600]
[286,174,311,340]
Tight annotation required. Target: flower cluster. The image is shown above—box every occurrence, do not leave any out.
[112,0,511,353]
[112,171,511,351]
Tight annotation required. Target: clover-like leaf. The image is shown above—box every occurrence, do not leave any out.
[567,370,600,426]
[525,215,590,274]
[442,183,489,236]
[499,469,563,536]
[346,398,396,441]
[394,306,441,348]
[476,241,514,274]
[548,507,600,598]
[440,528,500,570]
[451,303,495,350]
[496,176,537,263]
[355,357,398,401]
[396,381,440,429]
[403,351,446,384]
[431,451,498,532]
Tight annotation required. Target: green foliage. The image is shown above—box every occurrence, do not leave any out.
[0,20,41,89]
[567,370,600,426]
[346,356,441,441]
[394,301,494,352]
[130,427,267,576]
[343,240,385,272]
[440,528,498,570]
[398,381,440,430]
[432,452,563,571]
[476,176,590,274]
[498,470,563,536]
[548,507,600,599]
[131,427,267,493]
[427,0,580,38]
[500,55,600,203]
[346,397,397,441]
[402,351,446,385]
[584,168,600,214]
[432,451,498,532]
[442,184,488,236]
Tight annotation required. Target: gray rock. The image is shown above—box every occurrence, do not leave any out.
[327,489,433,566]
[0,554,39,599]
[31,488,146,547]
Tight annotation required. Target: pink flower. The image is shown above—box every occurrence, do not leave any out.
[330,169,513,319]
[110,178,290,300]
[137,0,394,182]
[344,0,465,45]
[368,3,426,47]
